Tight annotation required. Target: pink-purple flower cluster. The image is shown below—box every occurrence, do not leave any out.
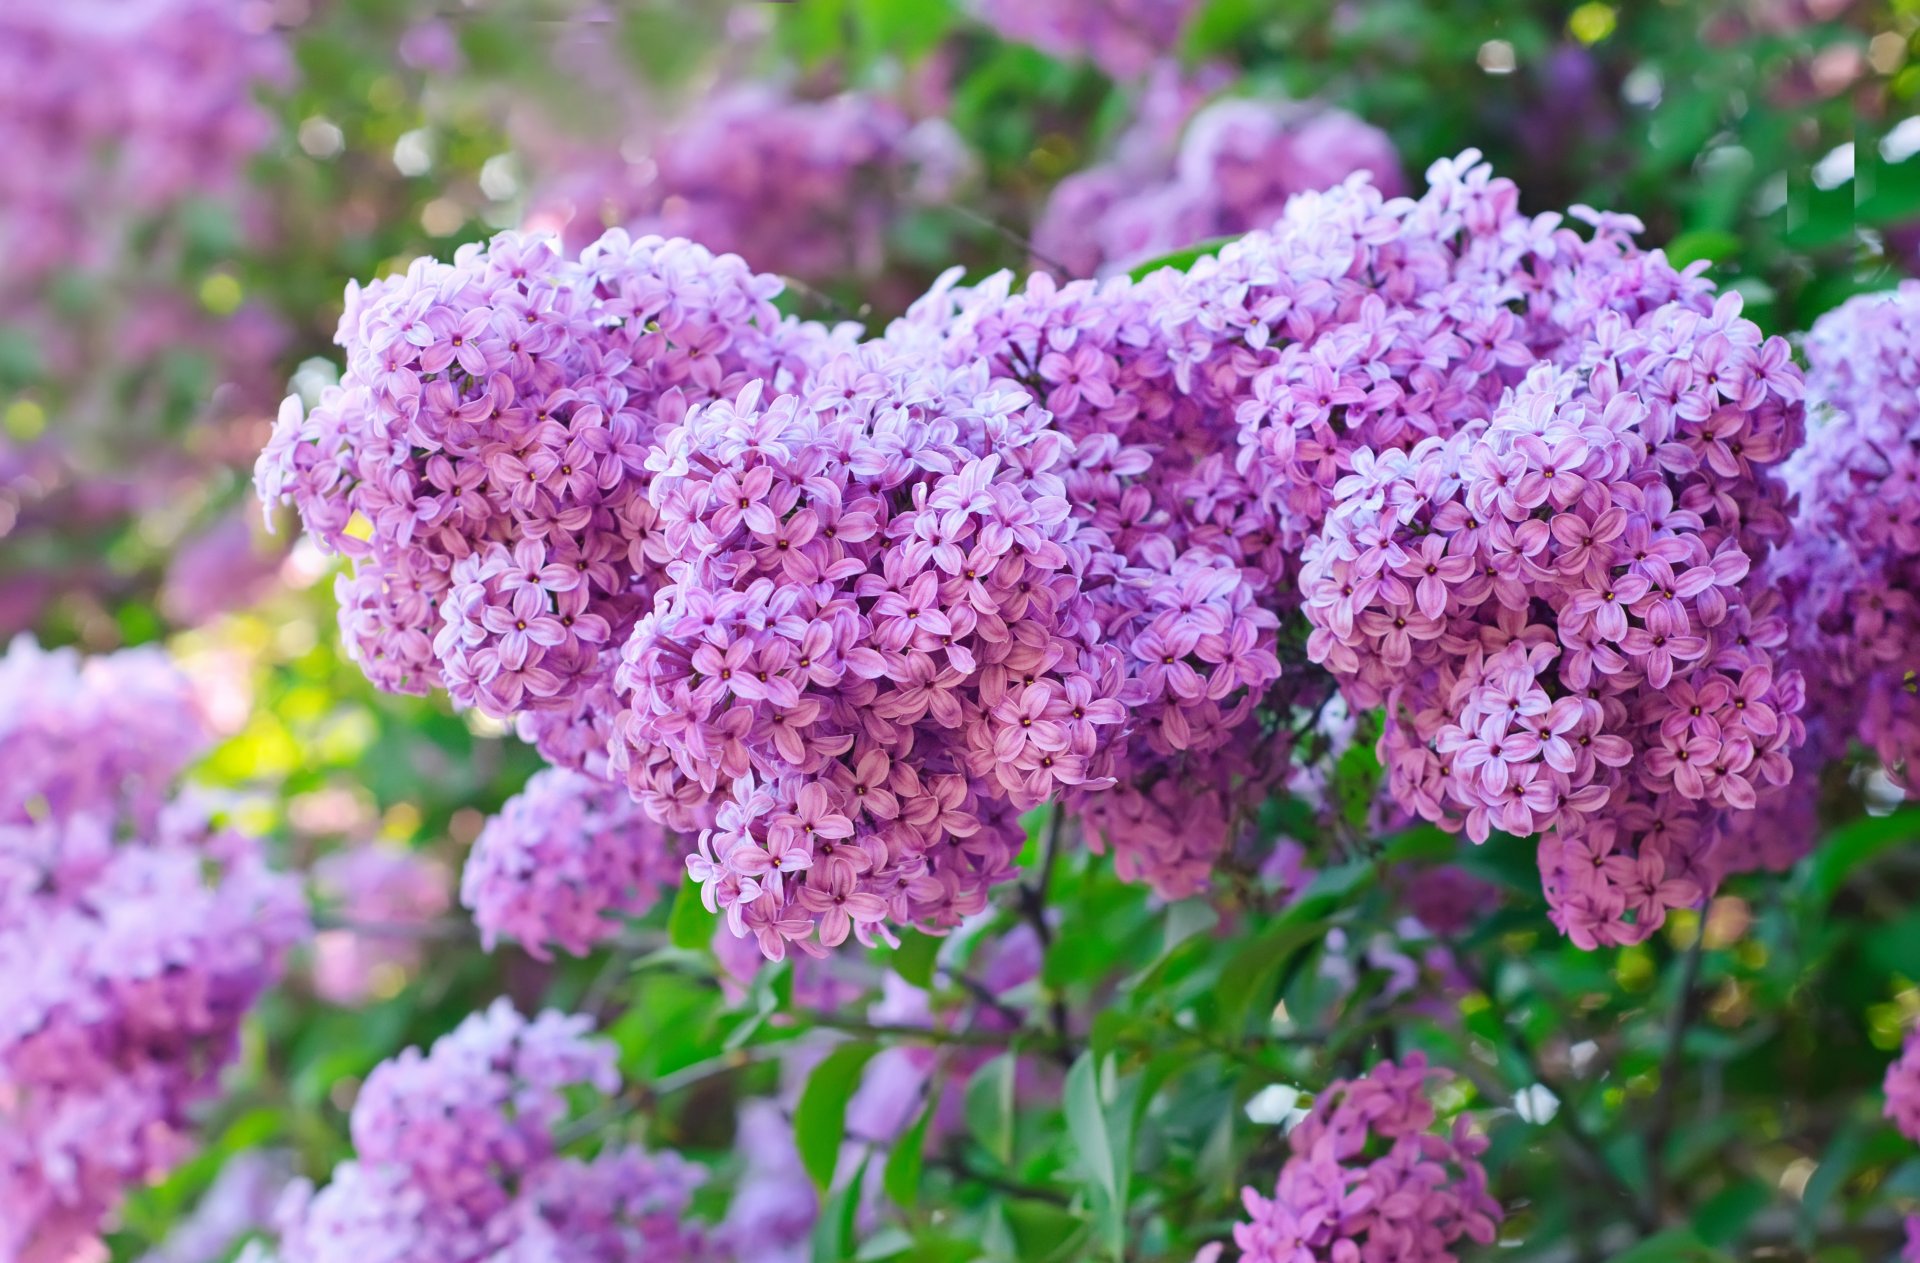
[891,266,1305,896]
[0,638,306,1263]
[614,338,1129,956]
[311,842,451,1006]
[255,1001,716,1263]
[255,229,848,768]
[527,83,969,289]
[1232,1054,1501,1263]
[0,0,283,293]
[1303,342,1805,947]
[969,0,1202,79]
[270,151,1819,959]
[462,766,679,959]
[1777,282,1920,791]
[1034,86,1404,278]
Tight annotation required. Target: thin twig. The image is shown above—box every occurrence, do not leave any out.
[1017,808,1076,1063]
[940,201,1077,277]
[1459,957,1658,1235]
[1644,918,1709,1205]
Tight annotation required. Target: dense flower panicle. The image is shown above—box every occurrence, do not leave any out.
[256,229,851,759]
[1776,282,1920,789]
[462,767,679,959]
[891,266,1307,895]
[260,1002,716,1263]
[1170,152,1726,558]
[529,84,969,289]
[311,843,451,1006]
[969,0,1202,78]
[1233,1055,1501,1263]
[1889,1025,1920,1144]
[1034,87,1405,278]
[0,638,306,1263]
[1302,336,1805,945]
[0,0,283,292]
[615,340,1130,956]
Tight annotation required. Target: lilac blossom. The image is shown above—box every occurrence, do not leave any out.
[311,842,451,1006]
[462,767,679,959]
[256,229,853,769]
[969,0,1203,79]
[527,84,970,290]
[1774,282,1920,795]
[1034,81,1406,277]
[254,1002,716,1263]
[0,638,306,1263]
[1232,1055,1502,1263]
[614,340,1130,956]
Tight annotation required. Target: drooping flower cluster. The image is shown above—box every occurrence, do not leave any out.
[1232,1054,1502,1263]
[0,637,307,1263]
[255,229,849,767]
[1302,335,1805,946]
[311,842,452,1006]
[1776,282,1920,789]
[255,1001,716,1263]
[891,266,1306,896]
[462,767,679,959]
[1034,86,1404,278]
[528,84,970,290]
[969,0,1202,79]
[615,338,1130,955]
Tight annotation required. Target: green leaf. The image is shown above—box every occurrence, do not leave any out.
[1665,229,1742,267]
[1213,862,1370,1031]
[1796,1118,1868,1242]
[1690,1176,1770,1247]
[965,1052,1018,1165]
[1003,1197,1088,1262]
[888,929,943,990]
[1064,1054,1126,1258]
[667,877,714,953]
[795,1042,881,1190]
[1126,236,1235,280]
[882,1095,937,1211]
[1803,809,1920,907]
[1605,1228,1731,1262]
[810,1153,870,1263]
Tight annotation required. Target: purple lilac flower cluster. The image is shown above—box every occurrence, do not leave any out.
[1303,342,1804,947]
[1232,1055,1501,1263]
[462,766,679,959]
[891,267,1305,896]
[0,638,306,1263]
[255,1001,716,1263]
[1034,84,1405,278]
[255,230,850,768]
[272,152,1816,958]
[1777,282,1920,789]
[614,338,1129,956]
[0,0,283,293]
[528,84,969,289]
[311,842,451,1006]
[969,0,1202,79]
[1147,151,1808,947]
